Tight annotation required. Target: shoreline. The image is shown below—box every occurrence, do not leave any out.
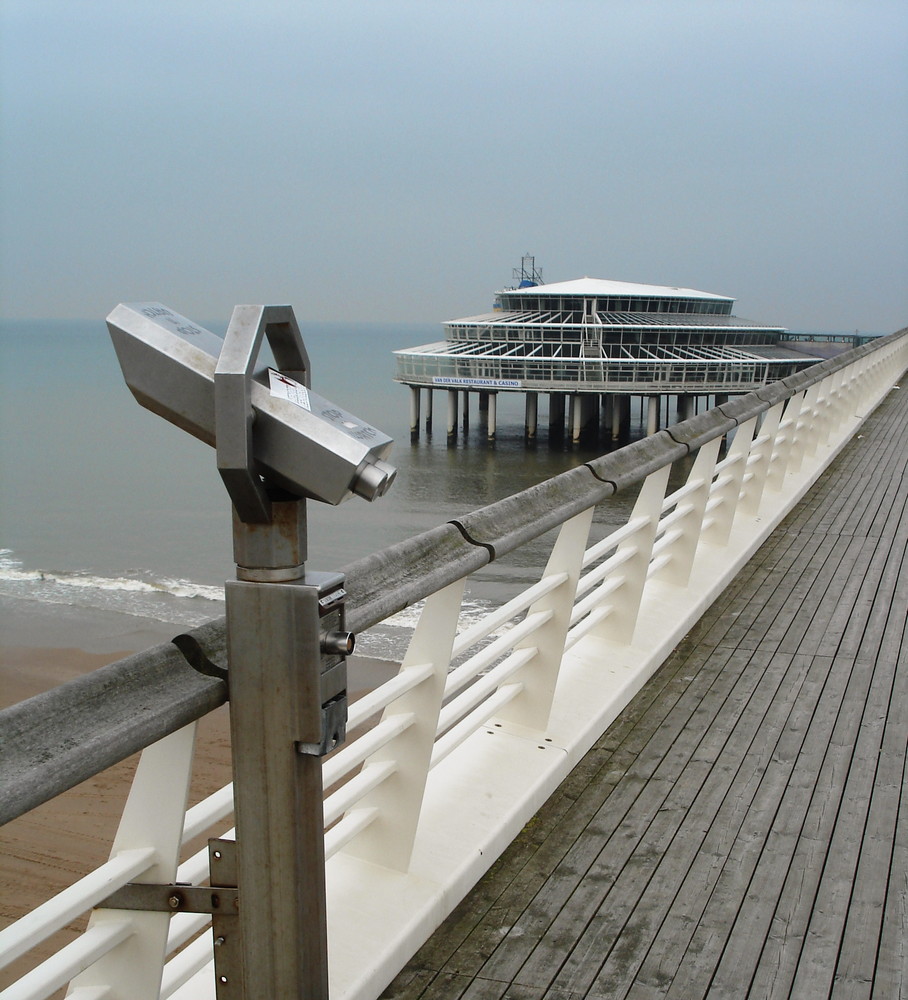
[0,592,193,659]
[1,592,400,703]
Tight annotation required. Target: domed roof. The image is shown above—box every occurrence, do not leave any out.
[505,277,732,301]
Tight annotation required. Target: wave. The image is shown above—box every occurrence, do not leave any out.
[383,595,502,634]
[0,549,225,627]
[0,551,506,660]
[0,551,224,602]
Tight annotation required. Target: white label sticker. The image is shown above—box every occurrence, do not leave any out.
[269,369,311,410]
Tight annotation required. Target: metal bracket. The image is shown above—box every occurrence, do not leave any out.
[215,304,310,524]
[210,839,243,999]
[96,840,242,998]
[296,693,348,757]
[98,882,238,914]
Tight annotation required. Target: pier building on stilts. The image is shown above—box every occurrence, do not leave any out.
[395,255,820,444]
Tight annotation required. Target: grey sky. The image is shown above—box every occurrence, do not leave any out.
[1,0,906,332]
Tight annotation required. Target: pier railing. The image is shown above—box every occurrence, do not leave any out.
[2,327,906,1000]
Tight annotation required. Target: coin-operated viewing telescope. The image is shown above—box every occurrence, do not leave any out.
[107,302,396,514]
[107,301,396,999]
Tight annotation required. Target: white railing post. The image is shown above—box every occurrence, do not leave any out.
[812,370,841,451]
[765,391,804,494]
[702,416,756,545]
[833,364,858,430]
[590,464,671,645]
[855,350,892,418]
[652,437,721,587]
[495,507,595,731]
[341,578,465,872]
[738,402,783,516]
[66,724,197,999]
[788,383,822,473]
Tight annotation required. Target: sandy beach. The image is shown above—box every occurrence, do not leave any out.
[0,597,399,991]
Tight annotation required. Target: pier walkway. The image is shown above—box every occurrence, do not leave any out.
[382,384,907,997]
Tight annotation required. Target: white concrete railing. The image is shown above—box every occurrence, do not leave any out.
[1,329,906,1000]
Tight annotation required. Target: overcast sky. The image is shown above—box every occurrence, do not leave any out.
[1,0,906,333]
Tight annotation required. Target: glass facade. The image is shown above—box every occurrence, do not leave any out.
[498,293,734,315]
[395,346,805,394]
[395,282,813,396]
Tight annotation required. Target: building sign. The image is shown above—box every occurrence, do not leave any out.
[432,376,522,389]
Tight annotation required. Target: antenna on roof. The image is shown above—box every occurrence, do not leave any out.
[513,253,543,288]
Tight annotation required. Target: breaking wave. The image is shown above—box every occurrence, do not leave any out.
[0,551,504,659]
[0,549,225,627]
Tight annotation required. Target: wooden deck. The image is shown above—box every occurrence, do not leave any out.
[382,383,908,1000]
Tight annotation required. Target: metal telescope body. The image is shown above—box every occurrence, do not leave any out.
[107,302,396,517]
[106,302,396,1000]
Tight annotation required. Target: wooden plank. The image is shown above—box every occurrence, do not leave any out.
[830,540,908,998]
[871,740,908,1000]
[786,651,898,996]
[471,644,746,986]
[646,650,827,999]
[803,535,885,657]
[542,647,801,996]
[750,533,839,651]
[746,516,905,998]
[609,652,831,998]
[432,642,736,983]
[745,657,863,998]
[703,541,814,652]
[492,644,761,989]
[695,532,796,649]
[704,646,860,997]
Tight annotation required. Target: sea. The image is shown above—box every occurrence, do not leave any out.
[0,315,860,661]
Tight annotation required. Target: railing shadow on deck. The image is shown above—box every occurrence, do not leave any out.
[2,327,907,1000]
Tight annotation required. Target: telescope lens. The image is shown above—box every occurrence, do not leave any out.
[352,459,397,501]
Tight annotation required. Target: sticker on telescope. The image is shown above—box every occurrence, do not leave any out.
[269,369,311,410]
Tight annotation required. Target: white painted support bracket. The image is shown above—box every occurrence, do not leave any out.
[341,579,465,872]
[766,392,804,495]
[590,463,671,645]
[739,402,783,516]
[497,507,595,731]
[67,724,197,999]
[652,436,722,588]
[702,416,756,546]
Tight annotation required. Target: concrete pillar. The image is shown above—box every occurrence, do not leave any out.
[646,395,659,436]
[583,395,594,430]
[478,393,489,414]
[487,393,497,440]
[571,394,583,444]
[409,386,420,439]
[525,392,538,439]
[447,390,458,439]
[462,390,470,432]
[678,394,694,423]
[610,394,623,442]
[549,393,565,436]
[425,388,433,431]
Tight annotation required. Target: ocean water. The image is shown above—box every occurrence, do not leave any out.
[0,314,663,658]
